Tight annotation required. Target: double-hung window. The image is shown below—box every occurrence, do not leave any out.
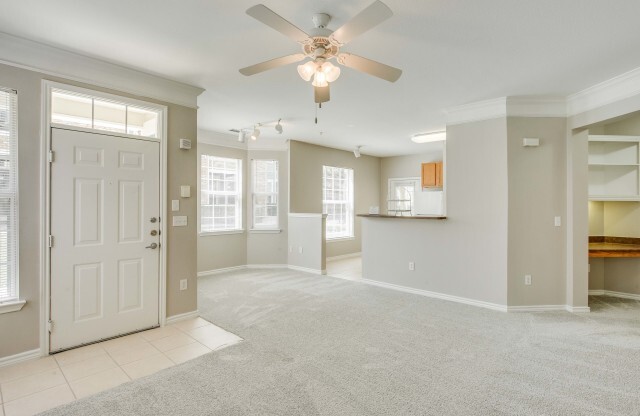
[0,88,18,305]
[322,166,354,240]
[251,160,279,230]
[200,155,242,233]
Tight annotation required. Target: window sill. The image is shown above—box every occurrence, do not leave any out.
[200,229,245,236]
[327,236,355,243]
[249,229,282,234]
[0,299,26,314]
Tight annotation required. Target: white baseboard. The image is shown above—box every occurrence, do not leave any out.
[165,310,200,325]
[287,265,327,275]
[351,277,508,312]
[246,264,288,269]
[197,266,247,277]
[566,306,591,313]
[507,305,568,312]
[591,290,640,301]
[326,252,362,262]
[0,349,43,368]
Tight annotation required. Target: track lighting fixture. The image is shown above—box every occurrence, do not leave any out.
[275,119,283,134]
[354,145,362,158]
[237,130,245,143]
[251,125,261,141]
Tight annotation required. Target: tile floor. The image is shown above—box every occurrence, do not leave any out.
[326,256,362,281]
[0,317,242,416]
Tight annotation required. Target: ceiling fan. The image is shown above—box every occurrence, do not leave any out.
[239,1,403,103]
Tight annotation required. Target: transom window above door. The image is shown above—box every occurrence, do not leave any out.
[50,88,161,139]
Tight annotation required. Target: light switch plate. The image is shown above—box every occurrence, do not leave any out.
[180,186,191,198]
[180,279,187,290]
[172,216,187,227]
[171,200,180,212]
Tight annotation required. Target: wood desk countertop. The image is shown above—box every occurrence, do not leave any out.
[589,236,640,258]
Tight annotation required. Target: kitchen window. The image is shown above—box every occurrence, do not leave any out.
[200,155,243,233]
[252,160,279,230]
[323,165,354,240]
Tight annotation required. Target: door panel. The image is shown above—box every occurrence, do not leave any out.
[50,128,160,352]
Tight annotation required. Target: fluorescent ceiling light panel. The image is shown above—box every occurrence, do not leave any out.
[411,131,446,143]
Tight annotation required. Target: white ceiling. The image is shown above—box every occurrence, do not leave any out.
[2,0,640,156]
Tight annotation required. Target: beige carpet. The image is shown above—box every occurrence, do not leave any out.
[43,268,640,415]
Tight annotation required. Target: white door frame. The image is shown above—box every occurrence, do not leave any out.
[40,80,168,355]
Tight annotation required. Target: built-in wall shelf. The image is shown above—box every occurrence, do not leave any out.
[588,135,640,201]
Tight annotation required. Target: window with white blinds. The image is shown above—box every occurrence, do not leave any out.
[251,160,279,229]
[0,88,18,303]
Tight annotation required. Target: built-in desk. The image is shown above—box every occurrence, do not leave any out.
[589,237,640,258]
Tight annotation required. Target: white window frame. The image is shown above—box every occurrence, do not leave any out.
[200,155,243,234]
[251,159,279,231]
[388,177,420,216]
[322,165,354,240]
[0,86,23,313]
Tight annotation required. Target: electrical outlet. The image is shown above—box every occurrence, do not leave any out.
[180,279,187,291]
[409,261,415,271]
[524,275,532,286]
[298,247,303,254]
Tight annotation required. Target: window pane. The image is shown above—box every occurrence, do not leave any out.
[94,99,126,133]
[200,155,242,232]
[322,166,354,239]
[127,106,158,138]
[0,89,17,302]
[51,90,92,129]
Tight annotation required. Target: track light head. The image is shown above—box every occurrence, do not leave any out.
[354,146,362,158]
[237,130,245,143]
[275,119,283,134]
[251,125,261,140]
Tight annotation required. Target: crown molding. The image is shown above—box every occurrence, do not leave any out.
[0,32,203,108]
[445,96,568,126]
[567,66,640,117]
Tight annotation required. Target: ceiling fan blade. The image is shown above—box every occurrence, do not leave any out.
[338,53,402,82]
[246,4,310,44]
[329,1,393,46]
[315,84,330,104]
[239,53,306,76]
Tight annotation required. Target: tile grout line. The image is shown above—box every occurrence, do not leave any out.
[54,354,77,401]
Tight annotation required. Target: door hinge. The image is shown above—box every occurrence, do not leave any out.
[47,320,53,333]
[48,150,55,163]
[48,235,54,248]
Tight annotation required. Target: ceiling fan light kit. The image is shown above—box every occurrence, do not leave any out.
[240,1,403,105]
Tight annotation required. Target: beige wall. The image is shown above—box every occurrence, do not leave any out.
[289,140,380,258]
[197,143,248,272]
[0,63,198,359]
[506,117,567,306]
[362,118,509,306]
[379,148,443,215]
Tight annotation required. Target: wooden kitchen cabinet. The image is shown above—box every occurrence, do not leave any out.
[422,162,443,188]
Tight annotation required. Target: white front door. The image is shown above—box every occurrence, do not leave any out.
[50,127,160,352]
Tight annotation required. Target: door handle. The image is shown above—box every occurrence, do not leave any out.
[145,243,158,249]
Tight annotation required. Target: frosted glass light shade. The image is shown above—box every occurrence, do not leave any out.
[297,61,316,82]
[312,71,328,87]
[321,62,341,83]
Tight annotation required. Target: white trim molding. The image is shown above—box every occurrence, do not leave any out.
[246,264,288,269]
[197,266,247,277]
[566,306,591,313]
[327,252,362,262]
[589,290,640,302]
[0,349,42,368]
[165,310,200,325]
[0,299,26,314]
[288,213,328,218]
[445,96,568,126]
[567,66,640,116]
[287,265,327,275]
[0,32,203,108]
[507,305,568,312]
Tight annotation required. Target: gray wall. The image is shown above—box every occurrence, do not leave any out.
[197,143,248,272]
[362,118,509,306]
[379,147,444,215]
[289,140,380,258]
[288,215,326,272]
[0,62,198,359]
[506,117,567,306]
